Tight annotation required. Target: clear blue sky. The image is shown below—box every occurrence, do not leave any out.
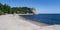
[0,0,60,14]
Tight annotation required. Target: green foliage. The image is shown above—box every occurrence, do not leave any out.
[12,7,33,14]
[0,10,4,15]
[0,3,35,15]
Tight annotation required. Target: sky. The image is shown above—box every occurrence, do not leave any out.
[0,0,60,14]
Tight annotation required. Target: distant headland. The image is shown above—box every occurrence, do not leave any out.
[0,3,36,15]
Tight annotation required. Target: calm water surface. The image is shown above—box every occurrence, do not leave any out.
[20,14,60,25]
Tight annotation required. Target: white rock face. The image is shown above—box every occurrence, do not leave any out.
[41,25,60,30]
[0,14,60,30]
[0,14,41,30]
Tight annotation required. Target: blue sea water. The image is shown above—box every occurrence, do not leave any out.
[20,14,60,25]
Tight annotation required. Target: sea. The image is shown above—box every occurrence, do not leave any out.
[20,14,60,25]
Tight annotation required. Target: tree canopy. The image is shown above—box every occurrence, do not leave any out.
[0,3,36,15]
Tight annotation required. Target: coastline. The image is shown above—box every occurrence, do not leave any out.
[25,20,49,27]
[0,14,41,30]
[0,14,60,30]
[19,15,49,27]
